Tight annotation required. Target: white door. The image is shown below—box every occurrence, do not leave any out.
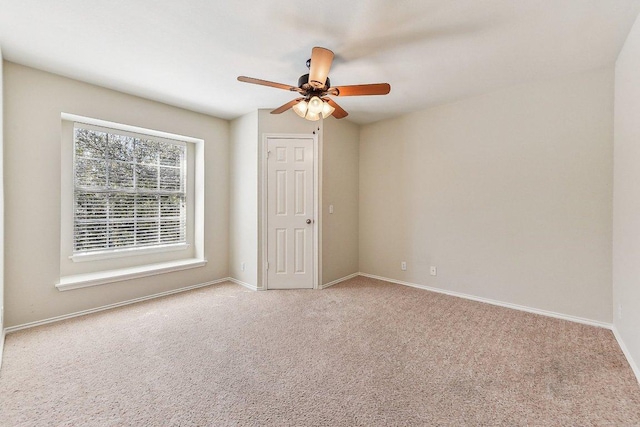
[266,137,314,289]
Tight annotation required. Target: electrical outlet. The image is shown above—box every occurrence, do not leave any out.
[241,262,245,272]
[618,303,623,320]
[430,266,437,276]
[401,261,407,271]
[329,204,334,214]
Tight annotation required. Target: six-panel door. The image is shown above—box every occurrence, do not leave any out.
[267,138,314,289]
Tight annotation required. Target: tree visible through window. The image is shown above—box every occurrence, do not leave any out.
[73,126,186,253]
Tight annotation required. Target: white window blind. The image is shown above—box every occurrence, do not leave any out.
[73,125,187,253]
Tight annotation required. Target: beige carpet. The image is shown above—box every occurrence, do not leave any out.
[1,276,639,426]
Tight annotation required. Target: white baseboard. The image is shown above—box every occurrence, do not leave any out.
[228,277,258,291]
[321,272,360,289]
[4,277,231,334]
[612,326,640,384]
[359,273,612,330]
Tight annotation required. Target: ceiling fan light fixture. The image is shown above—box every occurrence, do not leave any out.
[307,96,324,114]
[239,46,389,121]
[293,100,308,118]
[321,101,335,119]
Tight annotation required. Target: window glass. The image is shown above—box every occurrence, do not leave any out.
[73,126,186,253]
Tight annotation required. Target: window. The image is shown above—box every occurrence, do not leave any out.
[73,125,187,254]
[58,114,206,291]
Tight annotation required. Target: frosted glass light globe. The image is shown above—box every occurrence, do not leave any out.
[321,101,335,118]
[307,96,323,114]
[306,110,320,121]
[293,100,308,118]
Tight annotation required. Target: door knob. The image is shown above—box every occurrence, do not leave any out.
[306,219,312,224]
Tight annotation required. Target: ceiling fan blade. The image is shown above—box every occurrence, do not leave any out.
[325,98,348,119]
[271,98,304,115]
[237,76,301,92]
[331,83,391,96]
[308,47,334,89]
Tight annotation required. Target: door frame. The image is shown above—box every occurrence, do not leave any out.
[261,133,321,290]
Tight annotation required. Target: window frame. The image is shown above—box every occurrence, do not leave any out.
[58,113,206,290]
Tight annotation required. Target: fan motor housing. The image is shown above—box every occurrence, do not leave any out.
[298,73,330,91]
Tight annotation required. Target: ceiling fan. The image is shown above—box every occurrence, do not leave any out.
[237,47,391,120]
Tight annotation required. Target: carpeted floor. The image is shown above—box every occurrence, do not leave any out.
[1,276,639,426]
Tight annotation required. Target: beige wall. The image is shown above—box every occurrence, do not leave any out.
[1,55,620,334]
[3,62,229,327]
[322,118,359,284]
[229,111,259,286]
[359,67,614,322]
[613,13,640,377]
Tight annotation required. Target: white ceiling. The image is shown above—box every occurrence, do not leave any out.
[1,0,639,124]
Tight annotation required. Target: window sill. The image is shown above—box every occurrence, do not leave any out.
[56,258,207,291]
[70,243,190,262]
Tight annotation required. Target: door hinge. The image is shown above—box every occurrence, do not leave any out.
[266,150,271,159]
[266,261,269,270]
